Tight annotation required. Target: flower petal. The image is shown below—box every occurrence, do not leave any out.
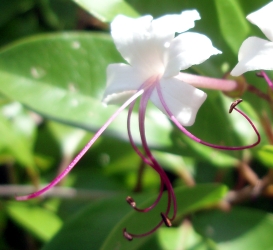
[247,1,273,42]
[150,77,207,126]
[163,32,221,78]
[230,37,273,76]
[111,15,165,76]
[110,11,201,77]
[152,10,200,46]
[103,63,146,104]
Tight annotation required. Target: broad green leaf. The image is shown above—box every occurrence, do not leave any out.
[0,32,172,148]
[257,145,273,168]
[214,0,250,54]
[101,184,227,250]
[193,207,273,250]
[42,195,131,250]
[6,201,62,242]
[72,0,139,22]
[42,184,226,250]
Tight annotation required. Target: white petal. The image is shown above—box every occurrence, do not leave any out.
[111,15,165,76]
[163,32,221,78]
[152,10,200,46]
[247,2,273,41]
[230,37,273,76]
[150,77,207,126]
[103,63,146,104]
[110,11,201,77]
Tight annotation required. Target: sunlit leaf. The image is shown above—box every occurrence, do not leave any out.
[157,221,209,250]
[6,201,62,242]
[0,111,35,167]
[214,0,250,54]
[193,207,273,250]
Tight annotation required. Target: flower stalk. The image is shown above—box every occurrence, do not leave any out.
[177,72,238,91]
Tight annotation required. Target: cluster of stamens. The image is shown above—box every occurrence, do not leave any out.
[122,77,260,240]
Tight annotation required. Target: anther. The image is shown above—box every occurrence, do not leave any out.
[126,196,136,208]
[256,72,263,78]
[123,228,133,241]
[229,99,243,113]
[160,212,172,227]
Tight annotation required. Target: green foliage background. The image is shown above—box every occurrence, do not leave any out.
[0,0,273,249]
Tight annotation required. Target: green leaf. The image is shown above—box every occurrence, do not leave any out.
[214,0,250,54]
[0,32,172,148]
[6,201,62,242]
[72,0,139,22]
[42,195,131,250]
[193,207,273,250]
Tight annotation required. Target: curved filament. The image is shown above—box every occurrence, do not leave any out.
[156,84,260,151]
[124,81,177,240]
[16,89,145,200]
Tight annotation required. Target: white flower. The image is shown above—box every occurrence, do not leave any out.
[231,1,273,76]
[103,11,221,126]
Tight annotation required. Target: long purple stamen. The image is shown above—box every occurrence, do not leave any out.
[124,79,177,240]
[156,84,260,150]
[127,96,165,213]
[16,89,145,201]
[138,84,176,219]
[126,79,166,213]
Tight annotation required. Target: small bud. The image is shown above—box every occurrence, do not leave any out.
[123,228,133,241]
[229,99,243,113]
[160,213,172,227]
[126,196,136,208]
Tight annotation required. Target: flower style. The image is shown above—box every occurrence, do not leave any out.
[16,10,260,240]
[231,1,273,80]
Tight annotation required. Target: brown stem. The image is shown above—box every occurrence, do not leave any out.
[224,168,273,205]
[247,84,271,103]
[237,162,259,187]
[0,185,116,199]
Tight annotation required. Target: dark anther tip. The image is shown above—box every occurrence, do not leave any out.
[229,99,243,113]
[160,212,172,227]
[256,72,263,78]
[126,196,136,208]
[123,228,133,241]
